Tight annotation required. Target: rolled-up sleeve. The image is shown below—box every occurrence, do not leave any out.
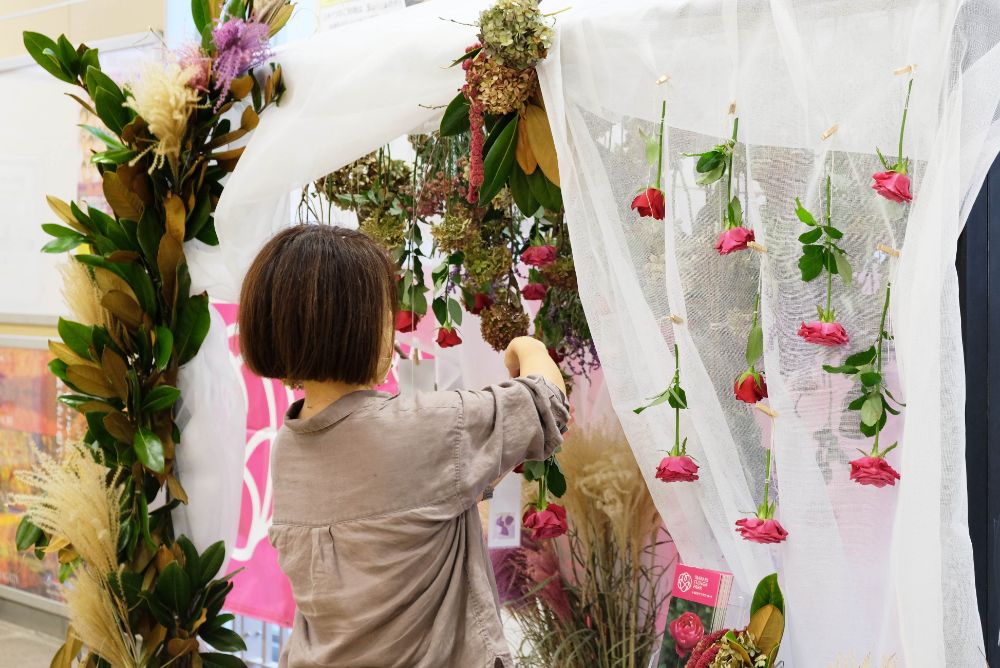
[455,375,569,505]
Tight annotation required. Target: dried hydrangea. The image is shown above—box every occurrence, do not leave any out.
[477,0,553,71]
[479,293,530,351]
[471,55,538,115]
[432,209,478,254]
[359,210,406,249]
[465,244,513,286]
[542,256,578,290]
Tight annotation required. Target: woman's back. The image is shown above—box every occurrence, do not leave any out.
[269,376,568,668]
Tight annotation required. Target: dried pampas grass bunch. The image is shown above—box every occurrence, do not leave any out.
[497,423,672,668]
[15,447,142,667]
[59,260,134,331]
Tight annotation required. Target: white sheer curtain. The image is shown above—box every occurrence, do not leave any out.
[538,0,999,665]
[210,0,1000,664]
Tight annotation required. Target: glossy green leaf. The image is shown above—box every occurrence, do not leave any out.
[198,541,227,588]
[526,167,562,212]
[479,115,519,204]
[192,0,212,33]
[94,87,129,135]
[859,371,882,387]
[750,573,784,616]
[200,652,247,667]
[440,92,471,137]
[510,162,540,218]
[845,346,877,366]
[58,318,93,360]
[667,385,687,409]
[794,198,817,225]
[175,293,211,365]
[798,228,822,244]
[746,324,764,367]
[861,394,884,427]
[142,385,181,412]
[154,326,173,372]
[134,427,165,473]
[23,32,75,83]
[432,297,448,325]
[798,253,824,282]
[155,561,192,614]
[200,626,247,653]
[15,516,43,551]
[448,298,463,326]
[546,463,567,497]
[42,236,85,253]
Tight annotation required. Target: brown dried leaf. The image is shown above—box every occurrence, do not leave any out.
[523,104,560,187]
[103,411,135,444]
[102,289,144,330]
[154,545,175,572]
[166,638,199,658]
[66,364,116,399]
[43,535,71,554]
[157,235,183,309]
[48,340,89,367]
[229,75,253,100]
[46,195,89,234]
[51,627,83,668]
[142,625,167,655]
[268,4,294,37]
[241,105,259,131]
[166,475,189,504]
[103,171,143,220]
[79,400,114,413]
[516,121,538,174]
[57,545,79,565]
[747,604,784,656]
[107,250,139,263]
[117,164,153,205]
[211,146,246,162]
[101,348,129,401]
[164,193,186,243]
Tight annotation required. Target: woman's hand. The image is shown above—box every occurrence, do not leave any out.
[504,336,566,395]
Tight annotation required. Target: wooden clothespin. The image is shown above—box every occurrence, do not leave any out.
[877,243,901,258]
[747,240,768,254]
[755,403,779,418]
[669,314,684,324]
[410,346,422,366]
[821,124,839,141]
[656,74,670,86]
[893,64,916,76]
[728,101,737,115]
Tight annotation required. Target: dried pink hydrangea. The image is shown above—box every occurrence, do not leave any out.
[211,18,271,108]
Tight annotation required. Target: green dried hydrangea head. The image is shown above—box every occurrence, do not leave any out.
[465,244,513,286]
[432,208,478,254]
[479,292,530,351]
[477,0,553,71]
[542,256,577,290]
[471,55,538,115]
[359,210,406,249]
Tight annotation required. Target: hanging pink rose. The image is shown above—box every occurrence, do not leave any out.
[655,455,699,483]
[669,612,705,657]
[715,227,754,255]
[798,320,849,346]
[436,328,462,348]
[734,372,767,404]
[521,283,548,300]
[522,245,557,267]
[467,292,493,315]
[630,187,665,220]
[849,456,901,488]
[395,310,421,333]
[735,517,788,544]
[523,503,568,540]
[872,171,912,203]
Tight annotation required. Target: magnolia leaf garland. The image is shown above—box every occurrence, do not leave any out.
[19,4,291,665]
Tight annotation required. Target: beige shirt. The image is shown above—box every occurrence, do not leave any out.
[269,375,569,668]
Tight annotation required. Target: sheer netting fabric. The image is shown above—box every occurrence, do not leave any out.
[211,0,1000,664]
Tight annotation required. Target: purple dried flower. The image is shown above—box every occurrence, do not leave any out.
[490,548,532,608]
[211,18,271,108]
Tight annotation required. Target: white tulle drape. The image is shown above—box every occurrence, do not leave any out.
[208,0,1000,664]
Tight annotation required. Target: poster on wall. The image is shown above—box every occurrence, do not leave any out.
[0,342,86,601]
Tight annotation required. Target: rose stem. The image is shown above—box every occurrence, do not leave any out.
[656,100,666,190]
[673,343,681,455]
[762,446,773,517]
[750,291,760,372]
[537,464,548,510]
[824,175,833,321]
[726,117,739,228]
[872,282,892,455]
[898,79,913,171]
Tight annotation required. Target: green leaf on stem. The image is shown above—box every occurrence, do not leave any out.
[432,297,448,325]
[728,196,742,227]
[845,346,878,366]
[823,225,843,240]
[667,385,687,409]
[510,162,540,218]
[134,427,165,473]
[834,252,853,286]
[440,92,471,137]
[794,198,817,226]
[142,385,181,412]
[15,517,43,551]
[546,462,567,497]
[155,561,192,613]
[859,371,882,387]
[860,394,884,427]
[23,32,75,83]
[798,253,824,282]
[822,363,858,375]
[448,298,463,326]
[798,228,822,244]
[58,318,94,360]
[751,573,784,616]
[479,115,519,204]
[746,325,764,367]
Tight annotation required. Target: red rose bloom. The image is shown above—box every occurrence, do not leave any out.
[436,328,462,348]
[872,171,912,203]
[735,517,788,544]
[655,455,699,483]
[521,283,548,300]
[630,187,665,220]
[669,612,705,657]
[468,292,493,315]
[734,372,767,404]
[798,320,849,346]
[521,245,557,267]
[548,347,565,364]
[513,463,524,474]
[849,456,901,488]
[395,310,421,333]
[523,503,568,540]
[715,227,754,255]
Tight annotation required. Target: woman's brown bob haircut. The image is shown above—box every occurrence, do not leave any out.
[239,224,396,385]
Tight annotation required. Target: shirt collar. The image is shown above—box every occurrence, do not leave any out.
[283,389,390,434]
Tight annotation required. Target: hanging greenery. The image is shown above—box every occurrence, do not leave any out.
[16,1,293,665]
